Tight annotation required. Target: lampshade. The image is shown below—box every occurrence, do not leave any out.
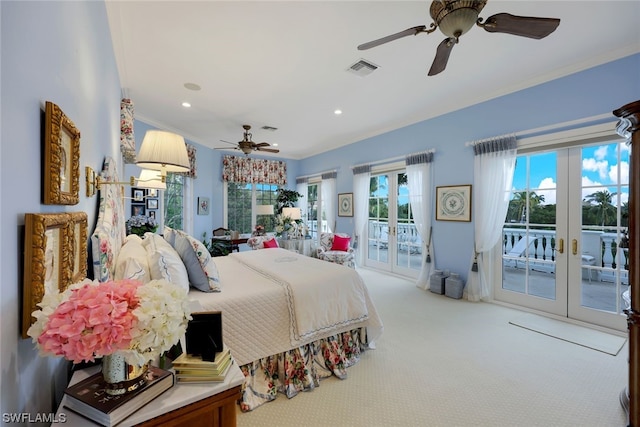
[136,169,166,190]
[282,207,301,220]
[256,205,274,215]
[136,130,190,173]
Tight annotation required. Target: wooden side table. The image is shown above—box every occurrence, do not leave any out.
[52,361,244,427]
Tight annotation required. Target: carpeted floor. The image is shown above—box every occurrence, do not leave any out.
[237,268,629,427]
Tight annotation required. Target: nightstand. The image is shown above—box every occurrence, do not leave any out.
[52,360,244,427]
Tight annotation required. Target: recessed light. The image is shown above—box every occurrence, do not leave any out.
[182,102,191,108]
[334,109,342,115]
[183,82,201,91]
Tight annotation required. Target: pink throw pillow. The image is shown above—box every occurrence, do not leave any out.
[331,235,350,252]
[263,238,279,249]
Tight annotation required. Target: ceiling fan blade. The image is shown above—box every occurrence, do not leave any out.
[254,142,270,147]
[428,37,456,76]
[256,147,279,153]
[214,147,238,151]
[357,25,428,50]
[480,13,560,39]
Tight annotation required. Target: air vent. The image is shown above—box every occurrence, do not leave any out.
[261,126,278,131]
[347,59,379,77]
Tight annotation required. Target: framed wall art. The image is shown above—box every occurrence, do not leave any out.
[69,212,88,284]
[131,188,145,202]
[197,197,210,215]
[22,212,74,338]
[338,193,353,217]
[436,185,472,222]
[132,205,145,216]
[146,198,158,209]
[43,101,80,205]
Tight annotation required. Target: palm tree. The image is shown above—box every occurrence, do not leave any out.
[510,191,545,223]
[584,190,616,227]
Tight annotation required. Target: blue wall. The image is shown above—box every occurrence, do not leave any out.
[1,1,121,422]
[299,53,640,278]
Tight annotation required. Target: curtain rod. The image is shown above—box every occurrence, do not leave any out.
[464,113,612,146]
[296,168,338,180]
[351,149,435,169]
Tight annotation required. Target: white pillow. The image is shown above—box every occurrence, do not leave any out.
[114,235,151,283]
[142,233,189,291]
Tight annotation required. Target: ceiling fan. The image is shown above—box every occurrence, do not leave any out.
[357,0,560,76]
[216,124,280,155]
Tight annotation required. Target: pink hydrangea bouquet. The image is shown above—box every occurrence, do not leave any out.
[27,278,192,366]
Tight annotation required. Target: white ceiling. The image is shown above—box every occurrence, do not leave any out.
[106,1,640,160]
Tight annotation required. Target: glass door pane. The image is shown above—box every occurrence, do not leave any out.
[367,174,390,267]
[568,142,629,330]
[396,172,422,275]
[498,151,566,315]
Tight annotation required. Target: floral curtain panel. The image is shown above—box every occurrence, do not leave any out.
[176,144,197,179]
[120,99,136,163]
[222,155,287,185]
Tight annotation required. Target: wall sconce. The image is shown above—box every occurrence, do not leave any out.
[85,130,188,197]
[85,168,167,197]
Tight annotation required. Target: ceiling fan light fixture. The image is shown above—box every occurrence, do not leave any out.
[430,0,486,37]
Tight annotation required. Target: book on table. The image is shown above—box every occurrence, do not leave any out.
[63,365,174,427]
[175,356,234,383]
[172,346,230,370]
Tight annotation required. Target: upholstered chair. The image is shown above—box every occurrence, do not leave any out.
[316,232,355,268]
[247,235,278,250]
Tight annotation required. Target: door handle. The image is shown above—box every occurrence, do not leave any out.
[557,238,564,254]
[572,239,578,256]
[392,226,396,236]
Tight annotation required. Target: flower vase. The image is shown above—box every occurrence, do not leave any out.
[281,231,289,240]
[102,353,148,396]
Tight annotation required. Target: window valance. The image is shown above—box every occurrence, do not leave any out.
[222,155,287,185]
[120,98,136,164]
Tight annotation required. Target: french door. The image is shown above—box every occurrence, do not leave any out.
[366,170,422,277]
[496,140,629,331]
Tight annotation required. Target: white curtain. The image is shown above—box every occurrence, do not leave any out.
[465,135,517,302]
[352,165,371,267]
[296,177,308,225]
[321,172,337,233]
[406,151,435,290]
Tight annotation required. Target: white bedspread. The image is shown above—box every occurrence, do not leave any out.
[189,248,382,365]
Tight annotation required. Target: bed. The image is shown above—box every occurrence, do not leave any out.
[90,157,384,411]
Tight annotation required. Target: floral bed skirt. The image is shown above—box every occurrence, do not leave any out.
[238,327,368,411]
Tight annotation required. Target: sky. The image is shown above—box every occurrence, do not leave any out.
[512,141,630,206]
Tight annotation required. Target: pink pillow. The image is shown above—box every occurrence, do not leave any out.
[263,238,279,249]
[331,235,350,252]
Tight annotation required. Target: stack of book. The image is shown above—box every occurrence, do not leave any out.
[172,347,233,383]
[64,365,174,427]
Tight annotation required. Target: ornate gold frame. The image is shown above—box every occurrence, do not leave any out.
[22,212,86,338]
[43,101,80,205]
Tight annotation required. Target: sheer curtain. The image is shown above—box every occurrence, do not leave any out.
[465,135,517,302]
[321,172,337,233]
[296,177,308,225]
[352,165,371,267]
[406,151,435,290]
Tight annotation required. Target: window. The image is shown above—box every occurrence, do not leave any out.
[226,182,279,234]
[306,183,319,239]
[164,173,185,230]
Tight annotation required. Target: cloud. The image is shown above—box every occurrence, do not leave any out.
[594,145,608,160]
[582,157,609,180]
[609,161,629,184]
[535,177,556,205]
